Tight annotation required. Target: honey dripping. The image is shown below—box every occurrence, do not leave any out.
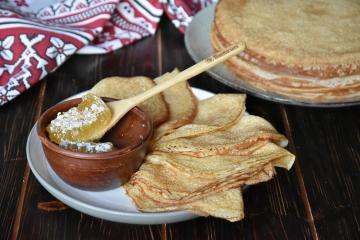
[46,94,112,144]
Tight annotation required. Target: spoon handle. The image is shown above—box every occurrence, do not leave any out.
[129,43,245,105]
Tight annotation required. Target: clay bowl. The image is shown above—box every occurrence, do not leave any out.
[37,97,153,191]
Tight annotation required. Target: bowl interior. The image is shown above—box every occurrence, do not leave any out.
[37,98,152,158]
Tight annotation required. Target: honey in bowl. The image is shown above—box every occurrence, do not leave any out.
[37,96,153,189]
[46,94,112,145]
[46,94,115,153]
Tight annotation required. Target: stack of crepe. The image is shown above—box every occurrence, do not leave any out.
[211,0,360,103]
[91,70,295,222]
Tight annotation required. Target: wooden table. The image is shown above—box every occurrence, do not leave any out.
[1,19,359,240]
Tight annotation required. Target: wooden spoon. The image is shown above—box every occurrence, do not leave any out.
[89,43,245,141]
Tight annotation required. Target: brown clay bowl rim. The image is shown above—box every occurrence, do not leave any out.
[37,98,153,160]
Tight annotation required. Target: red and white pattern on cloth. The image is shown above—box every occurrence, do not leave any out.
[0,0,216,106]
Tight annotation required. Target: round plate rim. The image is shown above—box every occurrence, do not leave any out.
[26,87,214,224]
[184,4,360,108]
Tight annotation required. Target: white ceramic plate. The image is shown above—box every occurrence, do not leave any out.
[185,4,360,107]
[26,88,214,225]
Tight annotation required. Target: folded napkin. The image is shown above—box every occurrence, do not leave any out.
[0,0,216,106]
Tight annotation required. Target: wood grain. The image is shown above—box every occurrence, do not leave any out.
[1,17,359,240]
[0,85,42,240]
[283,105,360,239]
[280,106,318,240]
[11,82,47,240]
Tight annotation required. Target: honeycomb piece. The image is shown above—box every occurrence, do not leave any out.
[46,94,112,144]
[59,140,114,153]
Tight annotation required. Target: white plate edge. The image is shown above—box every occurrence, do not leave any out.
[26,87,214,224]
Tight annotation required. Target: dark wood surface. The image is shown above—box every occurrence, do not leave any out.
[1,19,359,240]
